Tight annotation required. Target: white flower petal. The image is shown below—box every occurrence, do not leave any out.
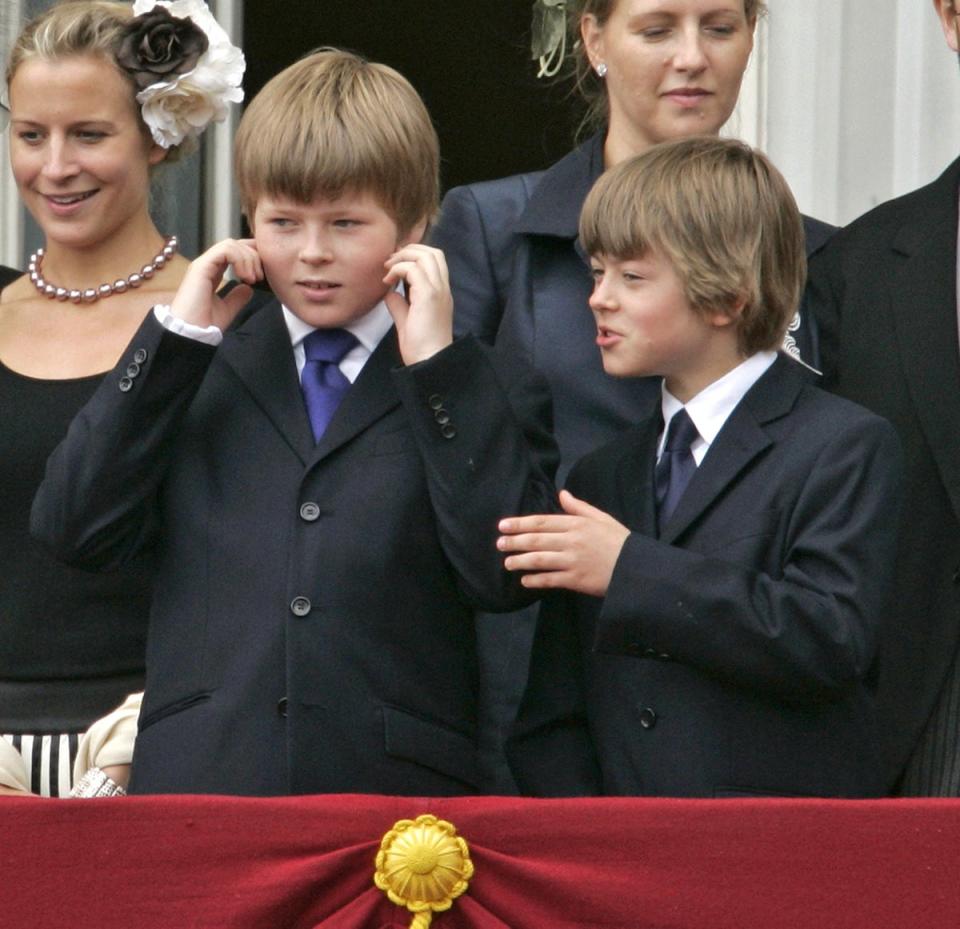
[129,1,244,148]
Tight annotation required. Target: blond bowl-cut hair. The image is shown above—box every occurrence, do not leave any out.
[234,48,439,236]
[579,136,806,357]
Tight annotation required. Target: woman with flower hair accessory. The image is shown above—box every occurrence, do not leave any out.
[0,0,243,797]
[431,0,835,793]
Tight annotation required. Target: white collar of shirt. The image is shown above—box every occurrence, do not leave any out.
[283,299,393,384]
[658,351,778,466]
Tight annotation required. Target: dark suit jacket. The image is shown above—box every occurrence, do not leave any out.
[432,131,836,483]
[432,135,838,791]
[509,355,903,798]
[31,300,558,796]
[805,157,960,792]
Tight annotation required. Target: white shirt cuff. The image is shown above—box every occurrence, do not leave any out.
[153,304,223,346]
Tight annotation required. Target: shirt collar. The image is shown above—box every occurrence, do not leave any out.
[661,350,778,447]
[281,298,393,354]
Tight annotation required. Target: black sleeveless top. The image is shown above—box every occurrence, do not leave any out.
[0,266,152,731]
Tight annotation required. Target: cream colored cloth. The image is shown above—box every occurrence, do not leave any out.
[72,692,142,783]
[0,736,30,792]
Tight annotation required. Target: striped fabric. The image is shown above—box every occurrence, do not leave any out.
[899,643,960,796]
[2,732,80,797]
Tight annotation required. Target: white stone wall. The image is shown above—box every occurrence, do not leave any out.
[729,1,960,226]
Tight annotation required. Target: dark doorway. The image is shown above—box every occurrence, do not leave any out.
[243,1,585,192]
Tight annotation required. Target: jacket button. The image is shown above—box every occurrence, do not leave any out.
[639,707,658,729]
[434,409,450,425]
[428,394,443,410]
[643,647,657,658]
[125,362,141,378]
[299,502,320,522]
[290,596,311,617]
[118,376,133,392]
[440,423,457,439]
[277,697,288,718]
[133,348,148,364]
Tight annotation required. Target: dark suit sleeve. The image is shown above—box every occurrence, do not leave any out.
[592,415,903,704]
[393,334,559,612]
[31,312,216,571]
[430,185,505,344]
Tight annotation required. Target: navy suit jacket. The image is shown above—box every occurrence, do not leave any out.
[31,299,558,796]
[805,157,960,791]
[432,132,835,482]
[509,355,903,798]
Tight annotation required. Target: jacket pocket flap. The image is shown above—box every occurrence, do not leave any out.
[382,705,480,789]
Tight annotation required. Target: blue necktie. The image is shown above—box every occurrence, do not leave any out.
[300,328,359,442]
[654,408,699,533]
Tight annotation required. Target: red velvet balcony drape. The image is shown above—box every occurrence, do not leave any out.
[3,795,959,928]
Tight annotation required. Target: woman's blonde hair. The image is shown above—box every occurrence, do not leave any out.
[6,1,187,160]
[234,48,439,235]
[580,135,805,356]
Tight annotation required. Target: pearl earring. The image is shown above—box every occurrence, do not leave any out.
[595,62,608,78]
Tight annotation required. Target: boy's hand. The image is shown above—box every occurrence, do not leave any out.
[383,244,453,364]
[497,489,630,598]
[169,238,262,332]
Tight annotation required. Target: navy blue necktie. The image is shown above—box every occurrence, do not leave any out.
[300,328,359,442]
[654,408,699,533]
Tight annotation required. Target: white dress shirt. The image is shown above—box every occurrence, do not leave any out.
[155,298,393,384]
[658,351,778,466]
[282,300,392,383]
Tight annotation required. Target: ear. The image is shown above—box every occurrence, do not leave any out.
[580,13,606,73]
[935,0,959,53]
[147,141,168,167]
[705,296,746,329]
[397,216,428,248]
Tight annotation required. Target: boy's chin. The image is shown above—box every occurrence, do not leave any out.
[600,352,648,380]
[281,295,382,330]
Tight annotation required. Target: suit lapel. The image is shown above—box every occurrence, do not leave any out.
[887,162,960,518]
[219,301,403,468]
[307,326,402,467]
[660,357,798,544]
[218,299,315,465]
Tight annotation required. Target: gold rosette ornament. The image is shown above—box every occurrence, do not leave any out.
[374,814,474,928]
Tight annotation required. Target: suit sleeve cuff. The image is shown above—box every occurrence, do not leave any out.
[153,304,223,346]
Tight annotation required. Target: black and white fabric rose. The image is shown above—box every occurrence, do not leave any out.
[117,1,245,149]
[117,6,209,91]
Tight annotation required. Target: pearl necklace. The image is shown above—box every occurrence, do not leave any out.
[28,235,179,304]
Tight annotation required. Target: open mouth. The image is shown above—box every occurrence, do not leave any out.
[44,191,97,206]
[596,326,622,346]
[43,190,97,210]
